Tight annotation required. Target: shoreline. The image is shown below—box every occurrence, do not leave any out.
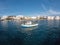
[0,16,60,21]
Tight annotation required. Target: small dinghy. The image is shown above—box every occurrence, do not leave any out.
[21,21,38,28]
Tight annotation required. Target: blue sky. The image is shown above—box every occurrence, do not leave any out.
[0,0,60,16]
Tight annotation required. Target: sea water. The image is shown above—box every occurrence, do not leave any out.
[0,20,60,45]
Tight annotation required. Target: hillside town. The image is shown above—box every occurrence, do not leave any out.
[0,15,60,21]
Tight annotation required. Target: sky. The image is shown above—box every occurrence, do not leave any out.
[0,0,60,16]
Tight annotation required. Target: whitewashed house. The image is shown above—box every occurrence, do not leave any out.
[1,15,8,20]
[31,16,37,20]
[55,16,60,20]
[47,16,55,20]
[15,15,24,20]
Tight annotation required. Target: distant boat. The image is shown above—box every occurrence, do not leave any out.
[21,21,38,27]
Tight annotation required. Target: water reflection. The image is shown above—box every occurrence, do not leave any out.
[47,20,60,28]
[1,20,8,27]
[55,20,60,27]
[1,20,8,31]
[13,20,39,34]
[0,20,60,45]
[47,20,55,27]
[20,26,38,35]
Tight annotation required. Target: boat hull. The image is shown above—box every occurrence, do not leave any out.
[21,24,38,28]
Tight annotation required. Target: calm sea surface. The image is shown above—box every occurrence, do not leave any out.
[0,20,60,45]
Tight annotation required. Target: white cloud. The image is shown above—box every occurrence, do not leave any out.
[40,3,60,16]
[39,9,60,16]
[41,3,47,11]
[48,9,60,14]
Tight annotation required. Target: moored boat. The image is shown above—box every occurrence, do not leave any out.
[21,21,38,27]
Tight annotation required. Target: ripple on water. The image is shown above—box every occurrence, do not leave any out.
[0,20,60,45]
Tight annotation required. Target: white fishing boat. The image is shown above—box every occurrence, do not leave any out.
[21,21,38,27]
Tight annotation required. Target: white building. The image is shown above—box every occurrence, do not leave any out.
[55,16,60,20]
[31,16,37,19]
[1,15,8,20]
[15,15,24,20]
[47,16,55,20]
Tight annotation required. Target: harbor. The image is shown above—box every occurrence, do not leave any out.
[0,15,60,21]
[0,0,60,45]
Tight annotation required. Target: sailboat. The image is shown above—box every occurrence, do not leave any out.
[21,21,38,27]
